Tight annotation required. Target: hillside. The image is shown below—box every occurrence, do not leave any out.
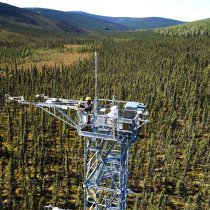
[27,8,130,32]
[156,18,210,36]
[72,12,184,29]
[0,3,85,33]
[27,8,184,31]
[0,3,185,34]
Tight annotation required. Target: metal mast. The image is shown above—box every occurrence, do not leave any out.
[95,51,98,100]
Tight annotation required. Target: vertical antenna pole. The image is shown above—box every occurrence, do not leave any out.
[95,51,98,99]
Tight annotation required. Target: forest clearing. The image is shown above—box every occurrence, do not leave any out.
[0,43,91,71]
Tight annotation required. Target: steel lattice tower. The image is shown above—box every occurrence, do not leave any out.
[6,95,148,210]
[80,99,148,209]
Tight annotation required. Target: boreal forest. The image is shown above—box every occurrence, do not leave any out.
[0,3,209,210]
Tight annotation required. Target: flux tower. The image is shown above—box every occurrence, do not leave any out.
[5,54,149,210]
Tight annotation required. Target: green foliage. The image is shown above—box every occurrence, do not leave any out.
[0,29,209,210]
[156,18,210,37]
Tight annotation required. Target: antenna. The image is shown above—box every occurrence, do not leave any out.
[95,51,98,99]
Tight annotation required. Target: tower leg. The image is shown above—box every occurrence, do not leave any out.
[83,136,130,210]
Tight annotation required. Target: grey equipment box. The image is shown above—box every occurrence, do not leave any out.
[123,102,145,130]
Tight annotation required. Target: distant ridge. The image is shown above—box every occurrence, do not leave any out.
[0,3,85,33]
[27,8,185,32]
[26,8,130,32]
[72,11,185,29]
[0,2,187,34]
